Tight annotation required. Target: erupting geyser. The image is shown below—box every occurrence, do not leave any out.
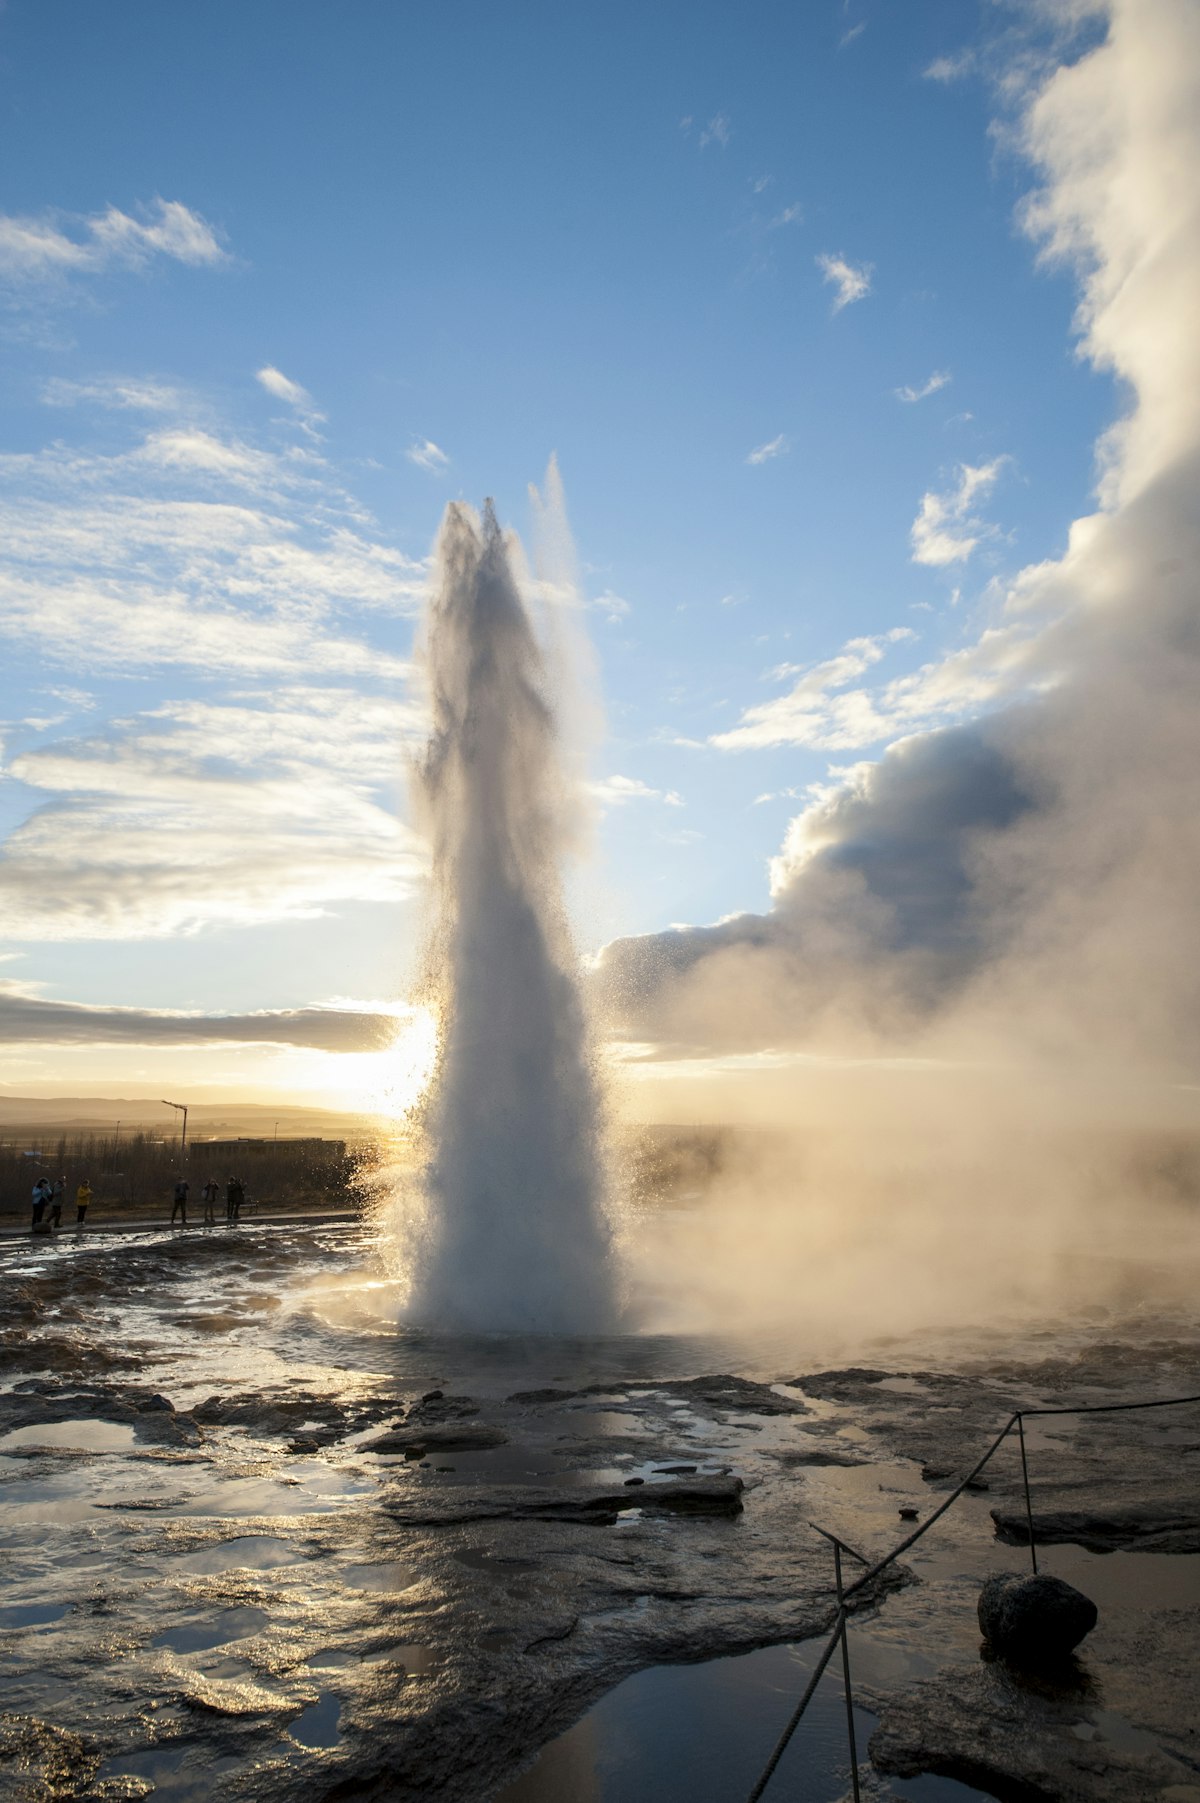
[405,498,617,1334]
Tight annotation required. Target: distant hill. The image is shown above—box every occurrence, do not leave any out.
[0,1096,382,1140]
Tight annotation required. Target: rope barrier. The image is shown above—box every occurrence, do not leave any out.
[743,1388,1200,1802]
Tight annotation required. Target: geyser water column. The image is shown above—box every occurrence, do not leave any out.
[407,498,617,1334]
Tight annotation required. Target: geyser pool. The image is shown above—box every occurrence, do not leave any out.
[401,497,617,1334]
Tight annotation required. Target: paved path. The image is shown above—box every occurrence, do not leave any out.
[0,1209,360,1242]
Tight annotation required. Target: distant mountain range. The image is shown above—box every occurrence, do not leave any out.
[0,1096,381,1140]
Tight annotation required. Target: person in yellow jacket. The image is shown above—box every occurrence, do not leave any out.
[75,1178,92,1230]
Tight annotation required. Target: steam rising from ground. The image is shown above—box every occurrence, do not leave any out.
[601,0,1200,1342]
[394,498,616,1334]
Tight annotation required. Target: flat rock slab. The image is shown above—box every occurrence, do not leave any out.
[992,1504,1200,1555]
[382,1473,745,1526]
[870,1661,1200,1802]
[362,1424,509,1455]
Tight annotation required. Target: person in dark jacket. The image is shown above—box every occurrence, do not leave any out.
[170,1178,189,1226]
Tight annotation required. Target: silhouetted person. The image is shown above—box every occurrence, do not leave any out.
[201,1178,219,1226]
[75,1178,92,1230]
[49,1176,65,1231]
[31,1178,49,1229]
[170,1177,189,1226]
[226,1176,244,1223]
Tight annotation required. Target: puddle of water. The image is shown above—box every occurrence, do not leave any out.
[152,1606,270,1652]
[175,1535,308,1574]
[397,1444,559,1485]
[289,1689,342,1748]
[100,1743,220,1799]
[0,1602,70,1629]
[0,1419,138,1453]
[493,1638,993,1803]
[170,1465,374,1517]
[1045,1545,1200,1612]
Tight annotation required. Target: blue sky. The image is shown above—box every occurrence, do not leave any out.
[0,0,1129,1097]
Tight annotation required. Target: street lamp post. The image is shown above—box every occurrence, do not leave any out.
[161,1099,188,1160]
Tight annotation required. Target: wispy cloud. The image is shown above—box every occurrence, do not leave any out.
[711,628,926,752]
[924,50,976,83]
[588,774,683,810]
[0,688,425,940]
[816,251,873,312]
[256,364,325,435]
[0,199,226,284]
[592,589,632,624]
[407,438,450,473]
[746,433,790,466]
[42,375,184,413]
[839,21,867,48]
[699,113,732,149]
[910,458,1008,566]
[895,369,952,404]
[768,203,803,229]
[0,415,425,682]
[710,617,1034,754]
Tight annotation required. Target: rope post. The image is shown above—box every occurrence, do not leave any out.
[833,1539,862,1803]
[1016,1412,1038,1575]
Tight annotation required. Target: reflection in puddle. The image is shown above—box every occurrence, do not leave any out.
[495,1639,992,1803]
[175,1535,309,1573]
[289,1689,343,1748]
[0,1419,138,1452]
[0,1602,70,1628]
[152,1605,270,1652]
[169,1463,375,1517]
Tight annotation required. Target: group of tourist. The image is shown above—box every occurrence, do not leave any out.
[30,1176,90,1231]
[168,1175,248,1227]
[26,1173,251,1233]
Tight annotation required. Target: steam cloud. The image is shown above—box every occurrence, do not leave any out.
[595,0,1200,1345]
[602,0,1200,1085]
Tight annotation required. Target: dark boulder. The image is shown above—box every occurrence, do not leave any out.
[978,1572,1097,1665]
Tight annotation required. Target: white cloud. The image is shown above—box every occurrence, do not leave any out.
[910,457,1008,566]
[839,21,867,47]
[0,413,425,684]
[0,199,225,284]
[0,688,425,941]
[592,589,632,623]
[709,625,1015,755]
[768,204,803,229]
[746,433,790,466]
[924,50,976,83]
[256,364,325,434]
[816,251,873,312]
[895,370,952,403]
[407,438,450,473]
[42,376,184,413]
[699,113,732,149]
[588,774,681,810]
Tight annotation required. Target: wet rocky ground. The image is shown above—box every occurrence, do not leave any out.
[0,1222,1197,1801]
